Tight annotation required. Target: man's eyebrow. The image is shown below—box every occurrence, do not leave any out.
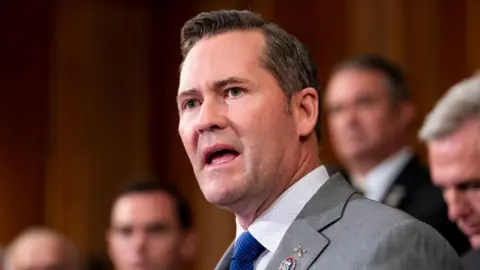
[112,224,132,231]
[456,181,480,191]
[177,77,251,101]
[176,89,198,102]
[212,77,251,89]
[146,221,169,230]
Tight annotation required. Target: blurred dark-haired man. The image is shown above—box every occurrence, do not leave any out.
[107,181,196,270]
[325,54,470,255]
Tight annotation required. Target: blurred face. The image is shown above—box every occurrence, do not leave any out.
[428,120,480,249]
[178,30,310,216]
[325,69,410,163]
[9,236,73,270]
[108,192,192,270]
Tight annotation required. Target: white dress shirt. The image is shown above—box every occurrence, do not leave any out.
[234,166,329,269]
[351,147,413,202]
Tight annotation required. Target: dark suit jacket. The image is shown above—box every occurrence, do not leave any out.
[328,155,471,255]
[462,249,480,270]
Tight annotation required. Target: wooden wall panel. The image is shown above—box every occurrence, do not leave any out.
[404,0,440,156]
[437,0,468,91]
[466,0,480,73]
[0,0,53,244]
[46,0,152,256]
[347,0,384,55]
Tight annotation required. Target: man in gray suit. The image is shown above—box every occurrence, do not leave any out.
[176,9,461,270]
[419,75,480,270]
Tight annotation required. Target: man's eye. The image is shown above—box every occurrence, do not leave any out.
[118,227,132,236]
[226,87,244,97]
[327,105,342,115]
[457,182,480,191]
[356,98,374,108]
[184,99,199,110]
[148,225,168,235]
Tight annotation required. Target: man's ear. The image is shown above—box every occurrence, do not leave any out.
[291,87,319,138]
[181,229,197,261]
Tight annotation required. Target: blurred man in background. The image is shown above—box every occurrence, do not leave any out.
[325,54,470,254]
[4,227,79,270]
[419,75,480,269]
[107,180,196,270]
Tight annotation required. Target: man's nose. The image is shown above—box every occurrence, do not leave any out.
[334,109,359,134]
[132,232,147,251]
[195,98,228,134]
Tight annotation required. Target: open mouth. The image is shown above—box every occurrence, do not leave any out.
[204,147,240,166]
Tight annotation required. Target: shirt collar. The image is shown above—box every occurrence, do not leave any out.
[235,166,329,253]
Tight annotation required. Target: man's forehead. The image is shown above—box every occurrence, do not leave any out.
[428,137,472,169]
[112,193,174,221]
[179,30,265,93]
[430,121,480,155]
[12,239,64,264]
[429,132,480,185]
[14,232,63,250]
[328,69,388,99]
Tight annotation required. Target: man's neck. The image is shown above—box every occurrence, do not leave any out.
[236,145,320,229]
[348,159,381,179]
[347,146,407,180]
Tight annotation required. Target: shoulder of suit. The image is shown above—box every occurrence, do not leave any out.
[344,196,418,227]
[343,198,453,245]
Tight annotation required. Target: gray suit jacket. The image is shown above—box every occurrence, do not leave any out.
[216,173,462,270]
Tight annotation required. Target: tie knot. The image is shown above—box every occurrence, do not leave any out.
[232,231,265,262]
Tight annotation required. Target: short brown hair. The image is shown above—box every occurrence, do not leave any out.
[114,180,193,230]
[333,54,410,104]
[180,10,321,140]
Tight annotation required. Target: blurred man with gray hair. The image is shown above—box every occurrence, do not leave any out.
[419,75,480,269]
[4,227,79,270]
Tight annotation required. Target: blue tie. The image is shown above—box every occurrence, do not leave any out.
[230,231,266,270]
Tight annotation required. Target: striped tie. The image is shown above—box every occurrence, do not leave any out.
[230,231,266,270]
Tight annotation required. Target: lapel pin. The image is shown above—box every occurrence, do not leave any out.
[293,245,307,257]
[279,257,296,270]
[384,185,406,207]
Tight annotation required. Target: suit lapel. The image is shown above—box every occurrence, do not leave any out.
[265,173,359,270]
[382,184,407,208]
[265,219,329,270]
[215,242,234,270]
